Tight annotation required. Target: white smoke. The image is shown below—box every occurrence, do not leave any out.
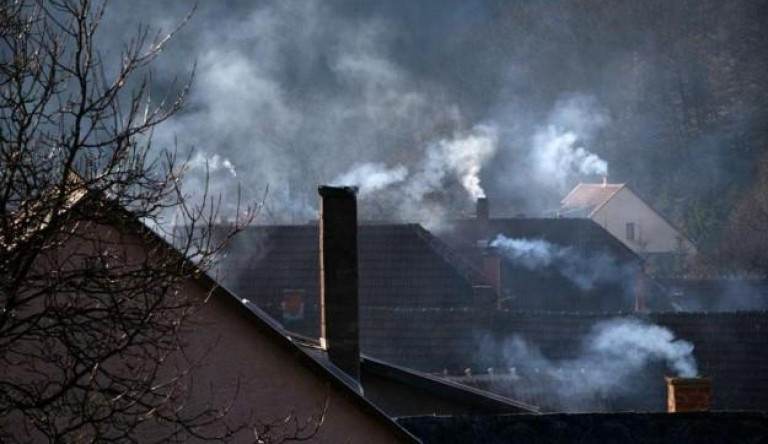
[436,125,498,200]
[405,125,498,200]
[331,162,408,196]
[490,234,629,291]
[486,317,698,411]
[529,95,610,192]
[189,153,238,177]
[330,126,498,228]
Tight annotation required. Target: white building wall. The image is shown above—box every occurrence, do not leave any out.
[591,188,697,256]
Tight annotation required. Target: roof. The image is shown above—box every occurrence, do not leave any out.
[443,217,640,265]
[561,182,625,215]
[360,356,539,415]
[560,182,699,252]
[356,307,768,412]
[291,340,539,416]
[659,278,768,312]
[439,217,668,312]
[88,204,422,443]
[397,411,768,444]
[221,224,483,337]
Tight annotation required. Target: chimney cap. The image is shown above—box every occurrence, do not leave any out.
[318,185,358,197]
[666,376,711,386]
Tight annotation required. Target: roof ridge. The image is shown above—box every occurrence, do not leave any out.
[588,183,626,217]
[410,224,487,285]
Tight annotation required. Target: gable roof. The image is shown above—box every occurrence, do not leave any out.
[62,200,422,443]
[221,223,483,337]
[561,182,699,252]
[561,182,626,216]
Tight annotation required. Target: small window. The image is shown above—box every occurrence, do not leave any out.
[281,289,305,321]
[626,222,635,241]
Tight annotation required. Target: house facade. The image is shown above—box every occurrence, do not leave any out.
[7,200,415,443]
[561,182,697,273]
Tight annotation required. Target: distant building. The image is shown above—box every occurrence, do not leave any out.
[440,199,671,312]
[560,181,697,274]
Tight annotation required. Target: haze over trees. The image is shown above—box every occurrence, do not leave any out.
[90,0,768,271]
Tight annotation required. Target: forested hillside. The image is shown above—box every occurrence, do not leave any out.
[438,0,768,265]
[102,0,768,270]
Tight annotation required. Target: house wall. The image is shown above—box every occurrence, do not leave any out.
[591,188,696,256]
[16,221,403,443]
[175,281,404,443]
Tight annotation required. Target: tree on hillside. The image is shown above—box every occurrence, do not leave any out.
[714,153,768,275]
[0,1,259,440]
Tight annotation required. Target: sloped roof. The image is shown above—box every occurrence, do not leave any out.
[398,411,768,444]
[357,307,768,412]
[443,217,640,265]
[561,182,625,214]
[221,224,483,337]
[659,278,768,312]
[438,217,667,312]
[62,199,421,442]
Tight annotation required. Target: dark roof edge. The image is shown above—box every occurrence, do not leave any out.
[411,224,488,284]
[361,355,540,414]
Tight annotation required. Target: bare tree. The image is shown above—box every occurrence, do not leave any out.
[0,1,260,441]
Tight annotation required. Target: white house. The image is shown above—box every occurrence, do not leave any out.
[560,181,697,271]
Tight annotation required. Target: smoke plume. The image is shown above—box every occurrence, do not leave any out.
[529,95,610,192]
[482,317,698,411]
[490,234,630,291]
[405,125,498,201]
[331,162,408,196]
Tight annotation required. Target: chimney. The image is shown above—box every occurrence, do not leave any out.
[666,377,711,412]
[318,185,360,381]
[476,197,489,220]
[482,254,501,295]
[601,176,608,187]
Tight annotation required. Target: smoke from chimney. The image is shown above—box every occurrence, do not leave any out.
[528,94,610,194]
[478,318,698,411]
[331,162,408,196]
[489,235,631,291]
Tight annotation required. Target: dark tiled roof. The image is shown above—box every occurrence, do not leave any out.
[398,411,768,444]
[443,217,639,265]
[359,307,768,411]
[659,278,768,312]
[439,218,670,312]
[222,224,480,337]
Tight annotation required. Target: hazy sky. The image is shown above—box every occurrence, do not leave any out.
[99,1,760,226]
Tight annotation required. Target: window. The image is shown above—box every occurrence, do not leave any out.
[281,289,305,321]
[626,222,635,241]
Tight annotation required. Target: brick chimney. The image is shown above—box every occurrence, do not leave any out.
[476,197,489,220]
[666,377,711,412]
[318,185,360,381]
[482,254,501,295]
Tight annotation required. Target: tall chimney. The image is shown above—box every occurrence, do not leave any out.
[318,185,360,381]
[666,377,711,412]
[476,197,489,220]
